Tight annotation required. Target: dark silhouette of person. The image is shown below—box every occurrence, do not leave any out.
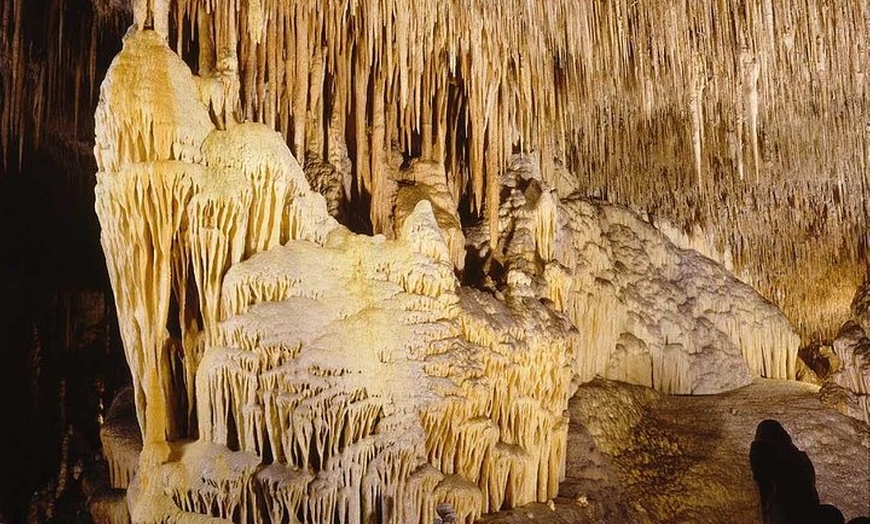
[750,420,820,524]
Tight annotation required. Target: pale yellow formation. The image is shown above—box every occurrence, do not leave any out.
[193,201,573,523]
[95,27,575,524]
[94,29,333,447]
[95,161,198,442]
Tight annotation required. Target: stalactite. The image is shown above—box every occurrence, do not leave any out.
[4,1,866,342]
[130,0,865,340]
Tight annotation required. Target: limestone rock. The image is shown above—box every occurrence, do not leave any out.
[90,16,821,524]
[192,200,574,523]
[823,319,870,424]
[481,379,870,524]
[473,154,799,394]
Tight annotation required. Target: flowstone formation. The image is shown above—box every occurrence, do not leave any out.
[191,208,573,523]
[90,5,827,524]
[94,29,574,523]
[470,155,799,395]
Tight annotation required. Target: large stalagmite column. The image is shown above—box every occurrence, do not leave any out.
[94,30,214,444]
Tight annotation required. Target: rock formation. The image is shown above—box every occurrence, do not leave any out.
[2,0,869,521]
[94,28,578,524]
[821,279,870,424]
[470,155,798,394]
[91,20,809,524]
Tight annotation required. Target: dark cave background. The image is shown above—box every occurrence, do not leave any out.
[1,1,129,521]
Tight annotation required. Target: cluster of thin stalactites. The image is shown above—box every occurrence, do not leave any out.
[132,0,870,337]
[3,0,867,336]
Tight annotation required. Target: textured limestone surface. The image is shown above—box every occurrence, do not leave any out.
[821,280,870,424]
[190,201,575,524]
[480,379,870,524]
[470,155,799,395]
[89,14,845,524]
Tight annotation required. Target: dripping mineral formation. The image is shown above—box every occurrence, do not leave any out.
[4,0,866,341]
[95,30,576,523]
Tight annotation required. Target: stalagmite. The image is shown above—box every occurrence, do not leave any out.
[94,27,337,448]
[95,161,197,442]
[394,161,467,272]
[94,29,214,444]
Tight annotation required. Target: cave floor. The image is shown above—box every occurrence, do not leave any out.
[480,379,870,524]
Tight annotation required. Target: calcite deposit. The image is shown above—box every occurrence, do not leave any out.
[2,0,869,521]
[470,155,799,395]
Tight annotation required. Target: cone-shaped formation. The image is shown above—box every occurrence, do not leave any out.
[394,161,466,272]
[470,154,799,394]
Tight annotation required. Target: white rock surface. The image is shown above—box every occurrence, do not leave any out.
[473,154,799,394]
